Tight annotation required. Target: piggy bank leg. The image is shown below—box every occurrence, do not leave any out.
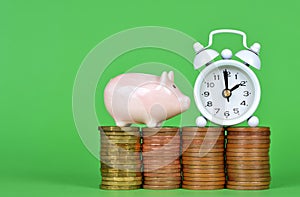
[248,116,259,127]
[146,121,160,128]
[115,120,131,127]
[196,116,207,127]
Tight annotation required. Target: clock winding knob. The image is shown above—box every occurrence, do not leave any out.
[221,49,232,59]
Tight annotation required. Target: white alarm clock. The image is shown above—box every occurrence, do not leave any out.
[193,29,261,127]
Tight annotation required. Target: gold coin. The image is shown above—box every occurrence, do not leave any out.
[102,177,142,181]
[99,126,139,132]
[182,184,224,190]
[226,156,269,161]
[100,155,141,160]
[101,145,140,151]
[183,148,224,153]
[228,176,271,182]
[227,127,270,132]
[101,163,141,171]
[183,180,225,186]
[227,139,270,144]
[226,144,270,149]
[183,172,225,177]
[142,127,179,132]
[228,173,270,178]
[182,127,224,132]
[101,180,142,186]
[226,135,270,140]
[183,160,224,165]
[183,176,225,181]
[101,160,141,165]
[182,164,224,169]
[101,139,141,144]
[144,177,182,181]
[101,152,140,157]
[225,152,269,157]
[101,135,140,140]
[226,164,270,170]
[182,152,224,157]
[143,184,180,189]
[227,181,270,186]
[182,156,224,161]
[143,180,181,186]
[100,185,141,190]
[143,164,181,171]
[227,169,270,174]
[226,185,269,190]
[183,168,224,174]
[101,168,141,173]
[226,160,270,165]
[101,172,142,177]
[182,136,225,140]
[183,144,225,149]
[226,148,269,153]
[144,172,181,177]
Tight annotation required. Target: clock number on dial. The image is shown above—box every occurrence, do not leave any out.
[227,71,231,77]
[214,108,220,114]
[243,91,250,97]
[233,108,239,114]
[213,74,220,80]
[206,101,213,107]
[203,91,210,97]
[235,73,238,80]
[206,82,215,88]
[224,111,230,118]
[240,100,246,106]
[240,81,247,86]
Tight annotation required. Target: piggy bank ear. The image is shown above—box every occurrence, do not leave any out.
[160,71,168,85]
[168,71,174,82]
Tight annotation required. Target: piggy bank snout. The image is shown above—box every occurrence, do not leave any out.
[180,96,190,111]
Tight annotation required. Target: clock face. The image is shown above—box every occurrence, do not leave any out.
[194,60,261,126]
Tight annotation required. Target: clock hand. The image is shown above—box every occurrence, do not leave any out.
[223,69,229,90]
[223,83,242,102]
[223,69,230,102]
[230,83,241,92]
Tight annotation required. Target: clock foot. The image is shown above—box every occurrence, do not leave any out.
[248,116,259,127]
[196,116,207,127]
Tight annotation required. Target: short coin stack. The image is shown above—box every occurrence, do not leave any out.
[181,127,226,190]
[99,126,142,190]
[226,127,271,190]
[142,127,181,190]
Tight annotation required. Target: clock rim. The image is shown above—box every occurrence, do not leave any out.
[194,60,261,126]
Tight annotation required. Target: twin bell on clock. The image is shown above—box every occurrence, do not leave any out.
[193,29,262,127]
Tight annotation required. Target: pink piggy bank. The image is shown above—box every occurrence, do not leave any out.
[104,71,190,127]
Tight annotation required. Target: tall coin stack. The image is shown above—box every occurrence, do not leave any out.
[142,127,181,190]
[226,127,271,190]
[181,127,226,190]
[99,126,142,190]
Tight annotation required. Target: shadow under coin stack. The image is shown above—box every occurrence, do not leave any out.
[99,126,142,190]
[181,127,226,190]
[142,127,181,190]
[226,127,271,190]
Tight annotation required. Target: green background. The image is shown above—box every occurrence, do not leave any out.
[1,0,299,196]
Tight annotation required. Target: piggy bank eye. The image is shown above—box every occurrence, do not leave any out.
[172,84,177,89]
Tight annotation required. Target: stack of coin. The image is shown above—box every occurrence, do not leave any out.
[226,127,271,190]
[181,127,225,190]
[142,127,181,190]
[99,126,142,190]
